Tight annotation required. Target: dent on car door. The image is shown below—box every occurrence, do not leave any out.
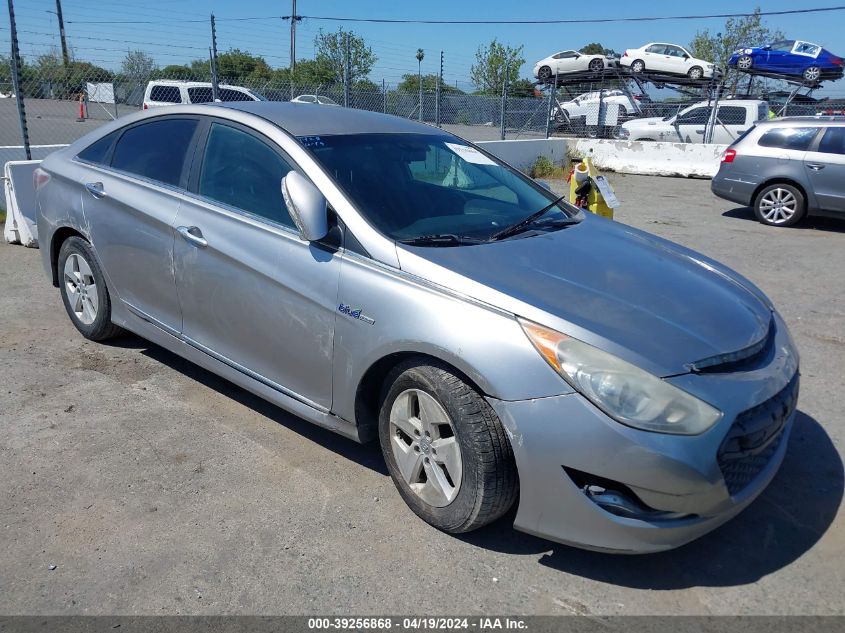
[172,120,341,410]
[79,117,199,332]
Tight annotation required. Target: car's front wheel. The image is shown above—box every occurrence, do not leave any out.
[58,236,122,340]
[378,360,518,534]
[688,66,704,80]
[737,55,753,71]
[537,65,552,81]
[588,58,604,73]
[754,183,806,227]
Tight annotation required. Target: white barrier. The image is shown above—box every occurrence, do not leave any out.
[3,160,41,248]
[479,138,728,179]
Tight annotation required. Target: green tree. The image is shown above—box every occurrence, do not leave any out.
[190,49,273,84]
[160,64,193,79]
[689,6,784,88]
[121,50,157,85]
[580,42,618,57]
[272,58,336,86]
[314,27,376,84]
[509,78,538,98]
[397,73,464,94]
[470,38,524,95]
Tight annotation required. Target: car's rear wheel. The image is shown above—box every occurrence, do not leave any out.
[631,59,645,73]
[537,65,552,81]
[588,58,604,73]
[378,360,518,533]
[688,66,704,80]
[58,236,122,340]
[737,55,753,71]
[803,66,822,82]
[754,184,806,227]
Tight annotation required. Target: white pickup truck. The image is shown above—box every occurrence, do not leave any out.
[618,99,770,144]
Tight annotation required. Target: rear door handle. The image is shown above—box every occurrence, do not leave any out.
[84,182,106,198]
[177,226,208,248]
[806,163,826,171]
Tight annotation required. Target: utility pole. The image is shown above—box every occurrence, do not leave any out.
[435,51,443,127]
[210,14,219,101]
[54,0,69,67]
[343,32,351,107]
[290,0,298,73]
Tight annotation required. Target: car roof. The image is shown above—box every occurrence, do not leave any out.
[148,80,252,90]
[218,101,445,136]
[761,116,845,126]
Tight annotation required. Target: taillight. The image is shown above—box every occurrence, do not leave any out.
[622,51,628,57]
[832,57,843,67]
[722,148,737,163]
[33,167,50,191]
[143,103,148,109]
[633,95,641,100]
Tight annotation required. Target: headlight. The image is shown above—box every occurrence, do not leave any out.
[520,319,722,435]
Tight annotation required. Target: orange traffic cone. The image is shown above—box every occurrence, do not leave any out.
[76,94,87,122]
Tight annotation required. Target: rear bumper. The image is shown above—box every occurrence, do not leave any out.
[490,314,799,554]
[711,169,759,207]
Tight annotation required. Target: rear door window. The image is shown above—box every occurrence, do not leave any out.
[717,106,747,125]
[197,122,295,227]
[149,85,182,103]
[111,118,199,187]
[818,127,845,155]
[187,87,215,103]
[677,107,712,125]
[758,127,820,150]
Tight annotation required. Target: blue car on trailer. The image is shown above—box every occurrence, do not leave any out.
[729,40,844,83]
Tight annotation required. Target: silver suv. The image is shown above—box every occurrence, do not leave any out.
[711,116,845,226]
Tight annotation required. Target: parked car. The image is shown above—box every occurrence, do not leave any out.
[552,89,643,124]
[712,117,845,226]
[34,102,799,553]
[729,40,844,83]
[620,43,717,80]
[291,94,340,106]
[142,80,266,109]
[619,100,769,144]
[533,50,616,80]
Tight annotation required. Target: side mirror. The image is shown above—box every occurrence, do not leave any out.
[762,44,771,51]
[281,172,329,242]
[683,53,690,60]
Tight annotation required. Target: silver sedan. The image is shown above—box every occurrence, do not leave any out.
[35,102,799,552]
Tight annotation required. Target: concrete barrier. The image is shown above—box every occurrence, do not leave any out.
[477,139,569,171]
[569,139,728,178]
[479,137,728,179]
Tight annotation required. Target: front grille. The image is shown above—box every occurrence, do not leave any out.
[717,373,799,496]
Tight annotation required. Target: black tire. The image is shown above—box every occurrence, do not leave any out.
[631,59,645,73]
[378,359,518,534]
[688,66,704,80]
[58,236,122,341]
[537,65,552,81]
[803,66,821,83]
[737,55,753,71]
[588,58,604,73]
[753,183,806,227]
[554,108,569,125]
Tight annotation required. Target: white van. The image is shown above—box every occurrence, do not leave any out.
[142,80,266,109]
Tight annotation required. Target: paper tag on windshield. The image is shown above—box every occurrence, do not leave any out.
[445,142,497,166]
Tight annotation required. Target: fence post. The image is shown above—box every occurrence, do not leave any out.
[7,0,30,160]
[500,65,508,140]
[545,77,555,139]
[210,14,220,101]
[436,50,443,128]
[382,79,387,114]
[343,33,351,108]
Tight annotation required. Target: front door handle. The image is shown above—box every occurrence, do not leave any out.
[807,163,826,171]
[84,182,106,198]
[177,226,208,248]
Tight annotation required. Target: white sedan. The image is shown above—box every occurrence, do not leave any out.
[620,43,717,80]
[291,94,340,106]
[533,50,616,80]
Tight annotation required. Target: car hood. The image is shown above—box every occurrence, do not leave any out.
[396,214,772,377]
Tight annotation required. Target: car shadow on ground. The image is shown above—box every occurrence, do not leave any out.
[723,206,845,233]
[460,410,842,588]
[104,334,388,476]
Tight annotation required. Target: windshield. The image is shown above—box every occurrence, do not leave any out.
[299,133,578,243]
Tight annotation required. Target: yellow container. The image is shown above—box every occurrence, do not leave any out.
[569,155,614,220]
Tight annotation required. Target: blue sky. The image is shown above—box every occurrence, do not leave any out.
[4,0,845,94]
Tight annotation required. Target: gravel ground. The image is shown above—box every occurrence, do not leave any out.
[0,174,843,615]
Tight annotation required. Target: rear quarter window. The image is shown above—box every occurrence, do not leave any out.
[758,127,820,151]
[149,85,182,103]
[818,127,845,155]
[77,130,120,165]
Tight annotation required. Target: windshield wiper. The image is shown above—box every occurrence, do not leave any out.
[490,194,571,241]
[399,233,485,246]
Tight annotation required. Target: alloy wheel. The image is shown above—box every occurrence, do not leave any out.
[64,253,99,325]
[738,56,753,70]
[631,60,645,73]
[389,388,462,508]
[689,67,703,80]
[760,188,798,224]
[804,66,821,82]
[589,59,604,72]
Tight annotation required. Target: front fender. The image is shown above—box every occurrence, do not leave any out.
[330,253,572,425]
